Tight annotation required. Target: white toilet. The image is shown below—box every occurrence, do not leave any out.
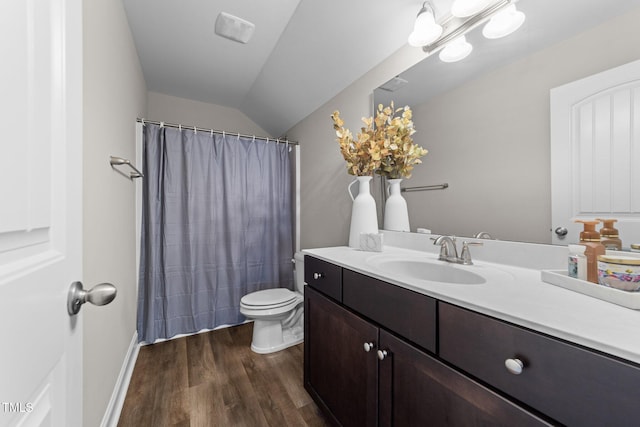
[240,252,305,354]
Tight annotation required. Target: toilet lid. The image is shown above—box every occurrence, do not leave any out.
[241,288,299,307]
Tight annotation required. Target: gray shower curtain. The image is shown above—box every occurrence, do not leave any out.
[137,123,294,343]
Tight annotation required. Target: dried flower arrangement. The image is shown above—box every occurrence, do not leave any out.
[331,102,428,178]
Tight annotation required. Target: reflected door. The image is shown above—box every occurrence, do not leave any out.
[551,60,640,246]
[0,0,83,426]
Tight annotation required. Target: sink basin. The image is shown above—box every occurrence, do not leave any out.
[373,259,486,285]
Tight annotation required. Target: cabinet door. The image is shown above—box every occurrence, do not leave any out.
[304,286,379,426]
[378,330,552,427]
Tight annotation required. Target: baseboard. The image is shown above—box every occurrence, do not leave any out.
[101,331,140,427]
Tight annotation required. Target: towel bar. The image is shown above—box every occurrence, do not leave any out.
[110,156,143,179]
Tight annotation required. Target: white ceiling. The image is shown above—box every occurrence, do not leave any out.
[122,0,419,136]
[122,0,639,137]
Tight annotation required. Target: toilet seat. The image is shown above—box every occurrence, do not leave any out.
[241,288,299,308]
[240,288,302,317]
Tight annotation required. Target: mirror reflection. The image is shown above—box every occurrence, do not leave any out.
[375,0,640,244]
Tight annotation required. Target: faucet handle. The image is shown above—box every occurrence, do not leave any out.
[460,241,483,265]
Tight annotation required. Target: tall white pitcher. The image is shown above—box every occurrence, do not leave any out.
[383,178,410,232]
[347,176,378,248]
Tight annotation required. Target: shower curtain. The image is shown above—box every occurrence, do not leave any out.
[137,123,294,343]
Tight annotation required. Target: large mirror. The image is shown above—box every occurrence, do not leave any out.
[375,0,640,244]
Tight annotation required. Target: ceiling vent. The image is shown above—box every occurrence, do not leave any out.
[379,76,408,92]
[215,12,255,44]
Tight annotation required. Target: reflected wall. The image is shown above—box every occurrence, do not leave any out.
[390,7,640,243]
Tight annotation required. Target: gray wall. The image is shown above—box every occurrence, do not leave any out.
[406,7,640,243]
[286,47,425,249]
[83,0,147,425]
[288,6,640,248]
[147,91,271,136]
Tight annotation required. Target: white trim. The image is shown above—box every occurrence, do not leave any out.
[295,144,301,252]
[100,332,140,427]
[135,122,143,294]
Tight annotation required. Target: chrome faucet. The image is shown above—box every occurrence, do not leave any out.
[433,235,459,263]
[433,236,483,265]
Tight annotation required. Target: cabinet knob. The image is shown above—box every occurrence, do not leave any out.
[313,272,324,280]
[377,350,389,361]
[504,358,524,375]
[363,342,375,352]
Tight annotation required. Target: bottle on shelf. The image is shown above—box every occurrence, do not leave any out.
[575,220,605,284]
[597,218,622,250]
[568,244,587,281]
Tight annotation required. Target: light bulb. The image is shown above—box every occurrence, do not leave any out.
[483,4,526,39]
[439,35,473,62]
[408,6,443,47]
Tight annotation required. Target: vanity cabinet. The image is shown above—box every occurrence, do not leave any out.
[439,302,640,426]
[304,286,378,426]
[377,329,549,427]
[304,256,550,426]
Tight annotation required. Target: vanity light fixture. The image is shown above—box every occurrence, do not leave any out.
[439,35,473,62]
[407,0,525,64]
[482,4,526,39]
[408,2,443,47]
[451,0,493,18]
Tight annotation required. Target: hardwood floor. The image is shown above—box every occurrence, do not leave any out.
[118,323,331,427]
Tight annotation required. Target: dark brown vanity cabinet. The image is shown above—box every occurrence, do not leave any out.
[377,330,550,427]
[439,302,640,427]
[303,256,550,426]
[304,286,378,426]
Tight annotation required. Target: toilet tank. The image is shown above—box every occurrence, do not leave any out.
[294,252,305,293]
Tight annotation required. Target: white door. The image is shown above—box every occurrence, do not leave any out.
[551,60,640,246]
[0,1,83,426]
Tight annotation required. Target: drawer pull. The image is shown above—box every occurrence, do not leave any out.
[313,272,324,280]
[363,342,375,352]
[377,350,389,361]
[505,358,524,375]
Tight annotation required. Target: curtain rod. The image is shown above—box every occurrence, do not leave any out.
[137,118,299,146]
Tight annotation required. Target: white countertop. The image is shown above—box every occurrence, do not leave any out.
[303,243,640,365]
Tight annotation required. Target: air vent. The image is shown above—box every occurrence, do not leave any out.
[379,76,408,92]
[215,12,255,44]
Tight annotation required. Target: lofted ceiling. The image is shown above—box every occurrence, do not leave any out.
[123,0,639,137]
[122,0,421,137]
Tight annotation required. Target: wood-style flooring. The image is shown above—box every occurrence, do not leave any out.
[117,323,331,427]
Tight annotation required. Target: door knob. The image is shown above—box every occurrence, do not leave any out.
[377,349,389,361]
[363,342,375,352]
[555,227,568,237]
[67,281,117,316]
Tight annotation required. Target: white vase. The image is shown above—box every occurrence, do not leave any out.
[347,176,379,248]
[384,178,410,232]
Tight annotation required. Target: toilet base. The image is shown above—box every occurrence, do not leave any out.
[250,319,304,354]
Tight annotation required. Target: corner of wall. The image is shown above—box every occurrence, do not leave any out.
[82,0,147,426]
